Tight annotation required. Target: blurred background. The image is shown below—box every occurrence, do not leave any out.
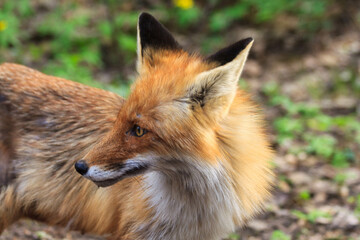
[0,0,359,239]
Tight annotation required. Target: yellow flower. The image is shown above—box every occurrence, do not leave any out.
[0,20,8,32]
[174,0,194,9]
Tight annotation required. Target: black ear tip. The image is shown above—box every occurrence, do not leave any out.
[242,37,254,45]
[138,12,181,52]
[206,37,254,66]
[234,37,254,50]
[139,12,156,23]
[138,12,162,31]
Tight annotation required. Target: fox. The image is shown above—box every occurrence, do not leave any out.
[0,13,273,240]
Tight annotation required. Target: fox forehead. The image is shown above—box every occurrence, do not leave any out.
[117,52,206,132]
[126,51,213,114]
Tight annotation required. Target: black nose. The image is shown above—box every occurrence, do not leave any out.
[75,160,89,175]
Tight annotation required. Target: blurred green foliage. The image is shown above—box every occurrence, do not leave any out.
[292,209,332,224]
[0,0,338,89]
[270,230,291,240]
[298,190,311,201]
[227,232,241,240]
[356,195,360,218]
[0,0,32,47]
[263,81,359,169]
[347,194,360,218]
[209,0,332,32]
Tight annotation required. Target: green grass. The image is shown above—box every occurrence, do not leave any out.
[292,209,332,224]
[271,230,291,240]
[262,81,358,169]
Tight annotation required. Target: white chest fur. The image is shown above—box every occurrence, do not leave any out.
[141,160,241,240]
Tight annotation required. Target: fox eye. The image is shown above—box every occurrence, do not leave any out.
[131,125,147,137]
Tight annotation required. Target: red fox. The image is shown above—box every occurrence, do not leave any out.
[0,13,273,240]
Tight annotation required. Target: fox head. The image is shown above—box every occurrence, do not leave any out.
[75,13,256,188]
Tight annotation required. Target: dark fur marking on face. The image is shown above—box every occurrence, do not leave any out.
[123,164,148,176]
[104,162,125,171]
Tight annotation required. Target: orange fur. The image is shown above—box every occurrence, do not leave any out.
[0,13,274,240]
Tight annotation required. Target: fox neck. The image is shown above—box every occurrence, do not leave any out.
[141,157,241,240]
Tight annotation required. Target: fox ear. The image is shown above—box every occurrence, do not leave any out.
[137,12,181,72]
[186,38,254,120]
[206,37,254,66]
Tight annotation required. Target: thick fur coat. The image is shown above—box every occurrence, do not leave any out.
[0,13,273,240]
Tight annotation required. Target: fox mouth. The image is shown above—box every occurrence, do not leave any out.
[93,178,123,188]
[88,163,149,188]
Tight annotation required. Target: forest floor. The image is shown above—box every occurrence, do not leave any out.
[1,26,359,240]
